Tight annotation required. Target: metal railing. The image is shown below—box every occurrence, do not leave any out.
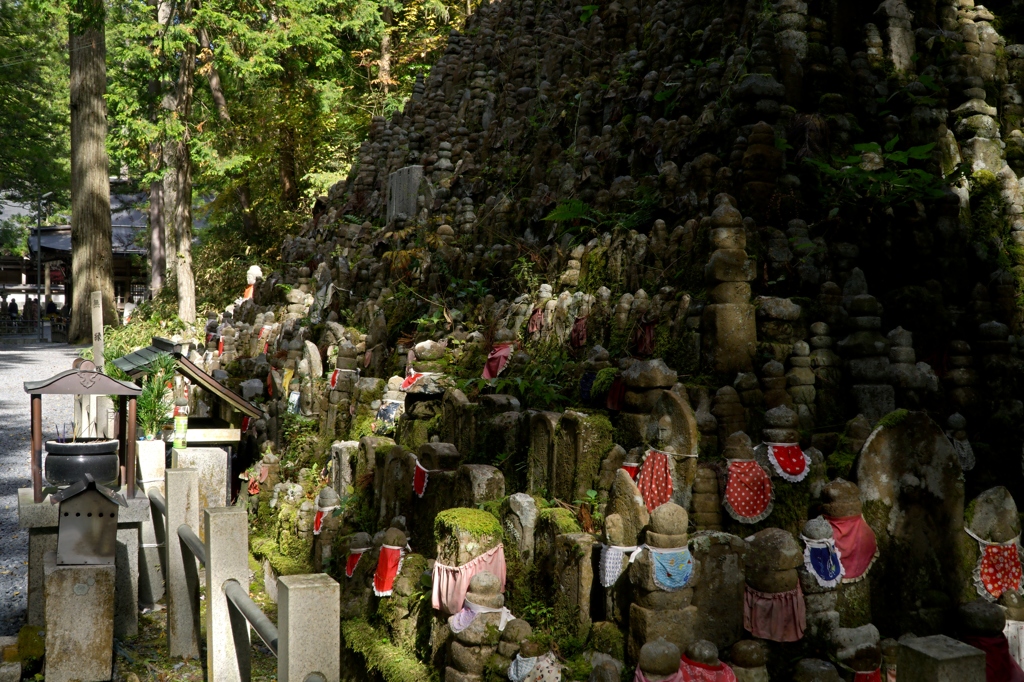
[156,468,340,682]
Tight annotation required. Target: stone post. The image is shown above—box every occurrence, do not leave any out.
[43,553,115,682]
[172,447,230,539]
[279,574,341,682]
[205,507,251,682]
[137,439,166,607]
[702,194,757,373]
[166,468,200,658]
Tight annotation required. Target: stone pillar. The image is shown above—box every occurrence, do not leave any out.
[205,507,250,682]
[330,440,360,496]
[702,194,756,374]
[166,468,201,658]
[691,467,722,531]
[137,440,166,608]
[628,503,698,659]
[171,447,230,536]
[555,533,595,639]
[502,493,538,563]
[528,411,560,495]
[837,275,894,424]
[279,574,341,682]
[43,553,115,682]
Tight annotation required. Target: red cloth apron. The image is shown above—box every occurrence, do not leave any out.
[853,670,882,682]
[637,449,673,512]
[431,544,507,614]
[606,376,626,411]
[825,515,878,582]
[401,372,424,390]
[621,462,641,480]
[483,343,513,379]
[374,545,404,596]
[414,459,430,497]
[679,655,738,682]
[766,443,810,482]
[634,668,683,682]
[724,460,773,523]
[962,635,1024,682]
[346,548,368,578]
[570,316,588,348]
[743,583,806,642]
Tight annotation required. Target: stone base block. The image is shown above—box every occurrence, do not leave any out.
[0,662,19,682]
[897,634,985,682]
[43,553,115,682]
[628,604,698,660]
[445,665,482,682]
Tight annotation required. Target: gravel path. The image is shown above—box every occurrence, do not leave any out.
[0,343,82,636]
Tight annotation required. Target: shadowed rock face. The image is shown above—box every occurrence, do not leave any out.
[856,411,967,636]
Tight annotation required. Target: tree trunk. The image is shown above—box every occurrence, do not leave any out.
[236,184,259,235]
[379,6,394,94]
[279,124,299,208]
[69,0,117,342]
[148,177,165,295]
[161,141,178,283]
[199,28,231,122]
[172,0,197,324]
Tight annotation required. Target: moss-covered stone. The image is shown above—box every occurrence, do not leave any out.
[588,621,625,660]
[341,618,433,682]
[434,507,503,564]
[537,507,582,535]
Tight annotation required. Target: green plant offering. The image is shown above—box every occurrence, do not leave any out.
[136,352,177,439]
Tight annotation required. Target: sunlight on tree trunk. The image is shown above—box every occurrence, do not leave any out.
[69,0,117,342]
[173,0,197,324]
[379,6,394,94]
[148,177,165,295]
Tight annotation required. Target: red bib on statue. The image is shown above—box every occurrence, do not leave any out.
[724,460,773,523]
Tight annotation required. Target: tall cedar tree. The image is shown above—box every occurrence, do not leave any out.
[69,0,117,341]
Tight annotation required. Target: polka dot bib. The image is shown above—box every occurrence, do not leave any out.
[724,459,774,523]
[637,449,674,512]
[966,527,1023,601]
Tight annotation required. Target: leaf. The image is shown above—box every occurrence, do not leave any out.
[918,74,941,91]
[579,4,599,23]
[907,143,936,159]
[654,86,679,102]
[828,207,839,219]
[884,135,901,152]
[542,199,590,222]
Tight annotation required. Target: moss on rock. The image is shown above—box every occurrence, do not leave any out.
[342,619,434,682]
[435,507,503,541]
[538,507,582,535]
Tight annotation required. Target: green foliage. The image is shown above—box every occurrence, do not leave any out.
[79,304,187,380]
[135,352,176,438]
[0,214,30,257]
[0,0,70,200]
[804,136,964,216]
[591,367,618,397]
[342,619,434,682]
[434,507,502,544]
[876,408,909,429]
